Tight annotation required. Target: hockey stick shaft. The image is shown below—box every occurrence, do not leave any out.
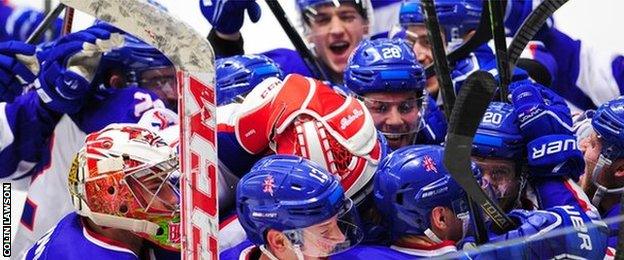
[487,0,510,101]
[25,3,66,44]
[508,0,568,69]
[421,0,489,244]
[424,0,491,78]
[264,0,330,81]
[445,71,517,232]
[420,0,455,117]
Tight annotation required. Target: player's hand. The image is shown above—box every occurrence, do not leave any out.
[510,80,583,179]
[0,41,38,102]
[199,0,262,35]
[35,24,124,113]
[476,207,608,259]
[510,80,572,140]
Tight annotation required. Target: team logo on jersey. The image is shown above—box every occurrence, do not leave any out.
[263,175,276,196]
[423,155,438,173]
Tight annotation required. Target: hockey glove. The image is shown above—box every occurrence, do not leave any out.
[415,95,447,145]
[35,24,124,114]
[199,0,262,34]
[510,81,584,180]
[476,206,608,259]
[0,40,38,102]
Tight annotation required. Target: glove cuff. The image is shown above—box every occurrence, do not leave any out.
[527,134,584,180]
[35,62,90,114]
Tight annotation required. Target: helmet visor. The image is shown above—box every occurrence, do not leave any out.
[283,198,363,257]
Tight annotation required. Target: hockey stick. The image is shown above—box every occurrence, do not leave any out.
[508,0,568,69]
[424,0,491,78]
[421,0,490,244]
[420,0,455,116]
[444,71,517,232]
[264,0,330,81]
[25,3,66,44]
[59,1,219,260]
[487,0,510,101]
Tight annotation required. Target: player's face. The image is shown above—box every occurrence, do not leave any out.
[306,3,368,76]
[405,24,446,96]
[139,66,177,109]
[361,91,422,149]
[300,215,347,258]
[579,133,602,196]
[472,156,520,211]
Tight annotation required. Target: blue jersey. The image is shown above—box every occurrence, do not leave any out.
[333,242,461,259]
[25,212,179,260]
[544,28,624,111]
[603,204,620,248]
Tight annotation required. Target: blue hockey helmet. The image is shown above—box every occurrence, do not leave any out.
[344,38,425,95]
[374,145,481,241]
[296,0,371,23]
[592,97,624,160]
[237,154,363,257]
[216,54,283,106]
[472,102,524,160]
[399,0,482,42]
[589,96,624,206]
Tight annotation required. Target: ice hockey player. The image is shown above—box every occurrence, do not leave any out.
[25,124,181,260]
[217,73,388,249]
[0,23,177,257]
[221,154,363,260]
[344,38,447,149]
[576,96,624,249]
[471,102,528,212]
[395,0,549,101]
[332,144,608,259]
[200,0,373,83]
[216,54,283,106]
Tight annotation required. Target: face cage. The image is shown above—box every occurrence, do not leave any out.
[357,92,425,143]
[590,136,624,206]
[280,198,363,258]
[475,157,528,212]
[123,155,181,216]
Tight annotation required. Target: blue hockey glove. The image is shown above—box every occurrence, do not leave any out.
[416,95,447,145]
[35,24,124,114]
[199,0,261,34]
[476,206,608,259]
[510,80,584,180]
[0,41,38,102]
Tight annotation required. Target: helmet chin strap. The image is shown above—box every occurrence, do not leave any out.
[424,228,443,244]
[259,244,305,260]
[591,154,624,206]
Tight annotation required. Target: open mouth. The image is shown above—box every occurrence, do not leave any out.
[329,41,350,56]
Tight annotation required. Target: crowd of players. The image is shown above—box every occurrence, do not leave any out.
[0,0,623,259]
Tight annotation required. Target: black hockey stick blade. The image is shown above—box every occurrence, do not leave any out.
[420,0,455,117]
[444,71,517,232]
[26,3,66,44]
[508,0,568,70]
[487,0,510,102]
[424,0,491,78]
[264,0,330,81]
